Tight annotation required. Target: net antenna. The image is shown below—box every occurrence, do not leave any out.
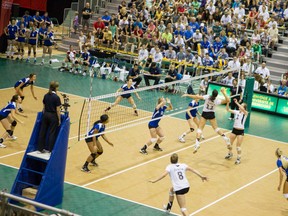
[76,67,240,141]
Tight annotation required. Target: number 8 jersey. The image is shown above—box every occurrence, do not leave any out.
[166,163,189,191]
[202,95,221,113]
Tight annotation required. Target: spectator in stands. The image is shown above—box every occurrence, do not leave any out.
[242,58,254,76]
[164,64,178,92]
[138,44,149,67]
[102,27,113,47]
[82,2,92,33]
[222,71,235,86]
[260,30,271,56]
[184,26,194,48]
[95,28,104,47]
[151,46,163,67]
[93,17,105,32]
[200,36,210,55]
[268,23,279,50]
[246,7,258,29]
[226,34,237,56]
[220,11,232,28]
[78,31,87,52]
[263,79,275,94]
[209,36,223,59]
[227,57,241,72]
[251,29,261,45]
[102,11,111,27]
[255,62,270,80]
[199,77,209,95]
[165,45,176,60]
[143,62,162,86]
[251,40,262,62]
[202,53,214,68]
[72,12,79,34]
[212,21,222,37]
[162,28,173,43]
[192,29,203,52]
[124,33,137,53]
[23,10,32,28]
[277,80,287,96]
[127,64,142,88]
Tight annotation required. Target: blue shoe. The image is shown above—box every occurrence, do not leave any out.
[34,59,37,64]
[26,59,29,63]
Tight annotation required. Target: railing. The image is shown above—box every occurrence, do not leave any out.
[0,190,79,216]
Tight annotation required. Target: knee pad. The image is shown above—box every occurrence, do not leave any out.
[215,128,221,133]
[236,147,241,152]
[90,153,96,159]
[283,194,288,199]
[180,208,187,213]
[150,138,157,143]
[190,128,194,132]
[11,120,17,127]
[20,96,25,101]
[6,130,13,136]
[196,129,202,134]
[169,190,175,196]
[159,136,165,141]
[132,104,137,109]
[97,151,103,155]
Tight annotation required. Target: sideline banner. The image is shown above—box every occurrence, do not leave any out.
[13,0,47,11]
[0,0,14,35]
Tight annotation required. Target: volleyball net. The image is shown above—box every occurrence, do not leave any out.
[77,67,241,141]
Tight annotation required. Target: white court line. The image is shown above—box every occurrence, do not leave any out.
[0,163,178,216]
[0,151,25,159]
[190,169,278,216]
[82,132,230,187]
[0,87,13,91]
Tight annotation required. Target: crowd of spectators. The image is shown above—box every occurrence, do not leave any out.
[74,0,288,96]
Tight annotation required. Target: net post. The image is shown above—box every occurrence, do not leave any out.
[243,77,255,128]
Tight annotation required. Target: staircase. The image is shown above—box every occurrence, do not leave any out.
[58,0,122,52]
[264,36,288,85]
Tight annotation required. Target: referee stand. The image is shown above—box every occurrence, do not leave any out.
[243,76,255,128]
[10,110,70,211]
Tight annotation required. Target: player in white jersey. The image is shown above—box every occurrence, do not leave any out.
[276,148,288,200]
[149,153,207,216]
[225,98,248,164]
[182,88,230,153]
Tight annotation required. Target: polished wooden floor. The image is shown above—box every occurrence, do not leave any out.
[0,86,287,216]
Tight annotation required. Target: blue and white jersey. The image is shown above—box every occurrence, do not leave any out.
[44,31,54,46]
[148,105,167,128]
[186,100,199,119]
[121,84,135,98]
[277,156,288,175]
[29,30,38,45]
[87,122,106,139]
[17,28,26,42]
[7,25,18,39]
[14,78,34,89]
[81,52,90,61]
[0,102,16,118]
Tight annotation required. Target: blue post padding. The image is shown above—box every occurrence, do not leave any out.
[10,112,70,210]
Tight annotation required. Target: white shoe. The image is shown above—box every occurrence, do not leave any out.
[8,135,17,140]
[163,205,171,213]
[178,136,185,143]
[224,136,231,145]
[235,158,241,165]
[193,144,200,154]
[83,72,86,76]
[225,153,233,160]
[0,143,6,148]
[201,135,205,140]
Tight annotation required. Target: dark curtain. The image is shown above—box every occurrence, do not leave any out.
[46,0,72,24]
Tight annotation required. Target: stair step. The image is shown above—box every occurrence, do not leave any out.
[277,45,288,53]
[266,66,286,77]
[17,180,39,188]
[271,52,288,61]
[266,58,288,70]
[22,168,44,175]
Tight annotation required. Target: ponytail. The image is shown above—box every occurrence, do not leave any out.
[210,89,218,102]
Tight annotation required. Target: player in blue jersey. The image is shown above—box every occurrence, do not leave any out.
[26,25,38,64]
[4,18,18,59]
[105,78,141,116]
[0,95,27,148]
[178,98,204,143]
[41,26,54,65]
[81,114,114,173]
[16,23,26,61]
[78,46,90,76]
[140,97,173,154]
[276,148,288,200]
[14,74,37,112]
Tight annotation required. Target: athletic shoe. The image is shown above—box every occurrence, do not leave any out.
[201,135,205,140]
[18,108,24,113]
[228,117,233,120]
[134,110,138,116]
[81,166,91,173]
[82,72,87,76]
[178,136,185,143]
[225,153,233,160]
[224,136,231,145]
[235,158,241,165]
[153,145,163,151]
[139,148,148,155]
[0,143,6,148]
[40,62,44,66]
[69,69,73,73]
[163,205,171,213]
[8,135,17,140]
[90,161,98,167]
[193,144,200,154]
[34,59,37,64]
[49,60,52,64]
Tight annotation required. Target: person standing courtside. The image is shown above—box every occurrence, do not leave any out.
[127,64,142,88]
[37,81,61,155]
[82,2,92,34]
